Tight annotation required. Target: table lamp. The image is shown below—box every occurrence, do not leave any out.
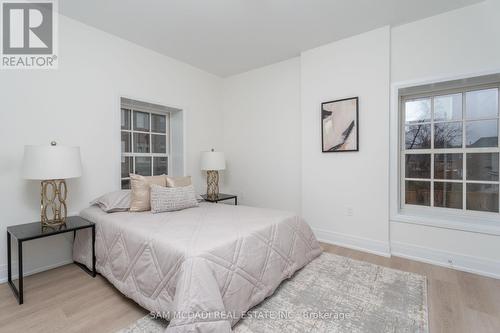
[200,149,225,200]
[23,141,82,227]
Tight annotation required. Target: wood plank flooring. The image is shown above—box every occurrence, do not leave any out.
[0,242,499,333]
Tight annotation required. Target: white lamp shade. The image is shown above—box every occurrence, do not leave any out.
[23,145,82,180]
[200,151,226,171]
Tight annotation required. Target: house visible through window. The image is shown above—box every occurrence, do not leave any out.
[401,83,499,214]
[120,101,170,189]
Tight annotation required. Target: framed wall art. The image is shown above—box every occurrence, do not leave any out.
[321,97,359,152]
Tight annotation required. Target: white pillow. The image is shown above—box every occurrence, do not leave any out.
[150,184,199,213]
[91,190,131,213]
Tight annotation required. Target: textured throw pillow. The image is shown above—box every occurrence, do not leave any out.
[90,190,131,213]
[150,184,199,213]
[166,176,192,187]
[129,174,167,212]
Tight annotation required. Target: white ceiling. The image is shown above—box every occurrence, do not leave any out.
[59,0,482,77]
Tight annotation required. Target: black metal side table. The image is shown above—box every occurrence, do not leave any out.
[200,193,238,205]
[6,216,96,305]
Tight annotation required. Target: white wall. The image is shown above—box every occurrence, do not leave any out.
[0,15,223,281]
[300,27,391,256]
[221,58,301,212]
[389,0,500,276]
[219,28,393,256]
[219,0,500,278]
[221,1,500,277]
[391,0,500,83]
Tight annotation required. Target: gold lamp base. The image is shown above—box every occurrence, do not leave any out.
[40,179,68,228]
[206,170,219,200]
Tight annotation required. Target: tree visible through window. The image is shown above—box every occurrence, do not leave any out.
[402,86,499,213]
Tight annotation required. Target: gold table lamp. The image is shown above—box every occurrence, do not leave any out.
[200,149,226,200]
[23,142,82,227]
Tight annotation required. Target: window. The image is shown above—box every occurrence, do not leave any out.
[401,85,499,214]
[120,106,170,189]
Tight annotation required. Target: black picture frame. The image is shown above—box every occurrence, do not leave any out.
[321,96,359,152]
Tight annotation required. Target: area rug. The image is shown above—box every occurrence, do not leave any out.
[117,252,428,333]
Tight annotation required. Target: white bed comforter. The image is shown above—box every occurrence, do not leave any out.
[73,202,321,333]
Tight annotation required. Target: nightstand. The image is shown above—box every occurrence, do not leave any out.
[6,216,96,304]
[200,193,238,205]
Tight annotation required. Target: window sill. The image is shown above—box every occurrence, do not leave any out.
[391,210,500,236]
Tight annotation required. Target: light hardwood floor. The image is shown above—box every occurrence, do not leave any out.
[1,243,499,333]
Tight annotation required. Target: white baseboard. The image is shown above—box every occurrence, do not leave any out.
[0,259,74,284]
[313,228,391,257]
[312,228,500,279]
[391,241,500,279]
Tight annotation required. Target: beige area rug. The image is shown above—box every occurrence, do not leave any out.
[118,252,428,333]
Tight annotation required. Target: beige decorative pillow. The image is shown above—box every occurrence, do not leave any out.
[129,174,166,212]
[166,176,192,187]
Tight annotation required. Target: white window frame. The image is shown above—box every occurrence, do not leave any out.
[390,73,500,236]
[120,105,171,188]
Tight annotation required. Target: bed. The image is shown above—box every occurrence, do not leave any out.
[73,202,322,333]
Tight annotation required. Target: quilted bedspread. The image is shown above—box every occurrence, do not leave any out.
[73,202,322,332]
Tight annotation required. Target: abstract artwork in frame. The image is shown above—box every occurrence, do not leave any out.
[321,97,359,152]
